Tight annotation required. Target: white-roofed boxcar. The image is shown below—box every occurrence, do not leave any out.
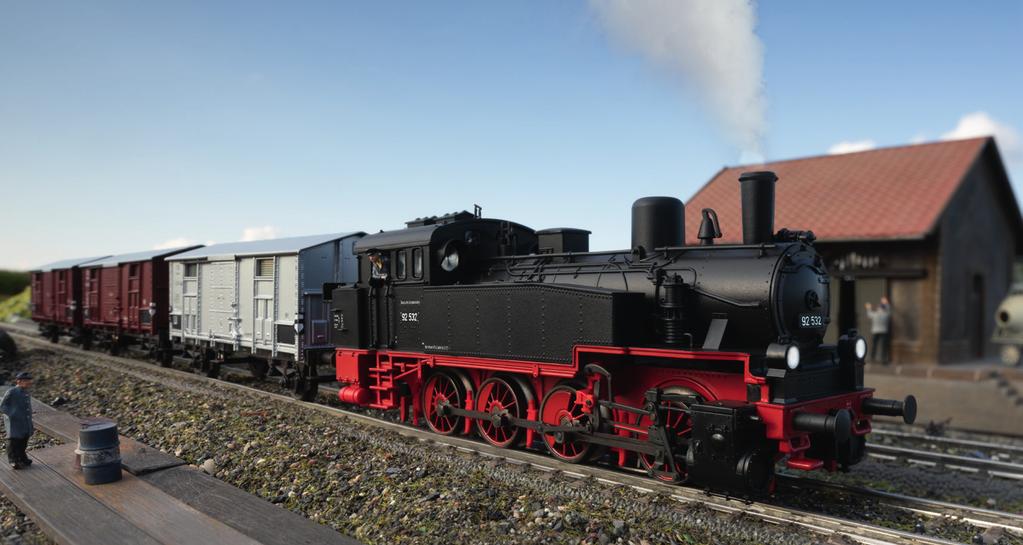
[167,232,363,398]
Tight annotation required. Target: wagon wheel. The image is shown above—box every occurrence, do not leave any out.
[293,363,318,402]
[423,370,473,436]
[475,376,533,448]
[249,359,269,380]
[636,386,703,483]
[540,383,599,463]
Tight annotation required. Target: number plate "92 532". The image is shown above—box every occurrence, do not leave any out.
[799,314,823,328]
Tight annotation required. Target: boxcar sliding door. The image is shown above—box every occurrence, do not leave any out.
[125,263,142,330]
[182,263,200,337]
[253,257,275,350]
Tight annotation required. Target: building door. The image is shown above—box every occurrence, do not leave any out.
[969,274,985,358]
[836,277,887,337]
[855,278,887,339]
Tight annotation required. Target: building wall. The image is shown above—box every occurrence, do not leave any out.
[937,148,1018,362]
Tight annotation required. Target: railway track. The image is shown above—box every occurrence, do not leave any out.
[4,326,1022,545]
[866,443,1023,480]
[871,427,1023,459]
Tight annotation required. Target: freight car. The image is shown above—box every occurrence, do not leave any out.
[326,171,917,494]
[30,256,109,342]
[78,247,200,358]
[167,233,363,398]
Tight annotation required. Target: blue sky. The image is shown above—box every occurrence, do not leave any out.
[1,1,1021,270]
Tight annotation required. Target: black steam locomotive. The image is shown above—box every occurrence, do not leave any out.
[327,171,915,494]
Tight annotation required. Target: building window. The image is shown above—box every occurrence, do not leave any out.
[129,264,139,277]
[184,263,198,277]
[257,258,274,277]
[89,269,98,280]
[396,250,407,280]
[412,248,423,279]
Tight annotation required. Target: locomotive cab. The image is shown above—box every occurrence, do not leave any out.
[327,210,536,351]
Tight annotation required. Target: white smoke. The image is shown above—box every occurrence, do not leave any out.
[241,225,279,242]
[591,0,767,159]
[827,140,877,155]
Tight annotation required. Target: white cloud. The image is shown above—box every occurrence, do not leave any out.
[941,111,1021,159]
[590,0,766,159]
[909,133,928,144]
[240,226,278,242]
[153,237,197,250]
[827,140,877,155]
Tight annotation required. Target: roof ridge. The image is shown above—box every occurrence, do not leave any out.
[721,136,991,170]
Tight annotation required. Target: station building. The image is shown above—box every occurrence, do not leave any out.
[685,137,1022,365]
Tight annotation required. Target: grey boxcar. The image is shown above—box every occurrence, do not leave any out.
[167,232,364,397]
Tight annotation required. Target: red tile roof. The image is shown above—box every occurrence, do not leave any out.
[684,137,991,244]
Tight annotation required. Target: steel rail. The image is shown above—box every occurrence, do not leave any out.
[6,328,1013,545]
[870,428,1023,455]
[866,444,1023,480]
[776,475,1023,536]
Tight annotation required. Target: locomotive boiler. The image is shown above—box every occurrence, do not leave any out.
[326,171,917,494]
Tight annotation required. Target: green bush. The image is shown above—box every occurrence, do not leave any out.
[0,287,29,322]
[0,270,29,297]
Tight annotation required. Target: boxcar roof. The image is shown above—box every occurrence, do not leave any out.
[33,255,110,272]
[166,232,362,261]
[87,246,202,268]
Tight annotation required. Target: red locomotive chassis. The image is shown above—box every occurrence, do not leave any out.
[336,343,890,486]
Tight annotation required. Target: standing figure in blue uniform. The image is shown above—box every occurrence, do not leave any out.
[1,372,34,469]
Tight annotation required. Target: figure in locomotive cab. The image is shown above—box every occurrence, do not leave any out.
[328,171,917,496]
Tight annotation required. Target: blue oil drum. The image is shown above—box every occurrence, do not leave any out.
[76,421,122,485]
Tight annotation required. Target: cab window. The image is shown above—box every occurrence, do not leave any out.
[396,250,407,280]
[412,248,423,279]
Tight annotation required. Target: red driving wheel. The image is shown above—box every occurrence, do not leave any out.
[636,386,705,483]
[423,371,468,435]
[540,383,595,463]
[475,376,530,448]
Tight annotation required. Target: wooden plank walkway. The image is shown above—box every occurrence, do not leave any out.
[0,452,161,545]
[33,444,262,545]
[0,390,362,545]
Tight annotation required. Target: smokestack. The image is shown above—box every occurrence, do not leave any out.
[631,197,684,254]
[738,171,777,245]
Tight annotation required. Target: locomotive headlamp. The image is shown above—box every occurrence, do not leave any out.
[785,345,801,370]
[766,342,800,370]
[440,242,460,272]
[854,337,867,360]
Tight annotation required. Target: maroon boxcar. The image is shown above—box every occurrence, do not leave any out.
[78,247,199,356]
[30,256,109,342]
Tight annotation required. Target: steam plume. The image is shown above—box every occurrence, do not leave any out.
[591,0,767,160]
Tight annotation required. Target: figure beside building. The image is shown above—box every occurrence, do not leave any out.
[865,297,892,364]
